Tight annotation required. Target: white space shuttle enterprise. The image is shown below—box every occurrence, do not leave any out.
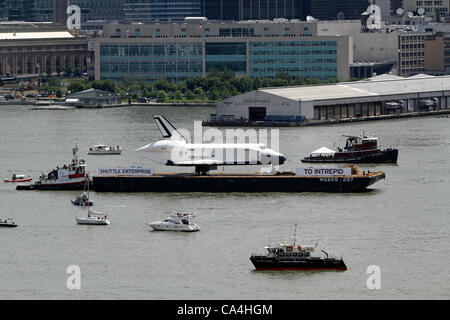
[136,115,287,175]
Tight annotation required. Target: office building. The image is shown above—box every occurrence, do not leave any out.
[202,0,311,21]
[403,0,449,18]
[95,20,358,83]
[310,0,369,20]
[0,22,87,77]
[123,0,202,22]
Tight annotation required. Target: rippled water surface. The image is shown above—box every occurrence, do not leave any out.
[0,105,449,299]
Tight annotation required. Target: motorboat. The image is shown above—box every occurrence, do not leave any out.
[4,174,32,183]
[76,210,109,225]
[147,213,200,232]
[0,217,18,228]
[71,192,93,207]
[88,145,122,155]
[250,225,347,271]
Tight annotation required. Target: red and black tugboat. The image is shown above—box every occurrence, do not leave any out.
[302,134,398,164]
[250,225,347,271]
[17,147,90,191]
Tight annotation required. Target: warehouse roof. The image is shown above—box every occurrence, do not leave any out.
[258,74,450,102]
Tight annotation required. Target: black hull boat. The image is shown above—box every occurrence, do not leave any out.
[302,135,398,164]
[250,225,347,271]
[302,149,398,164]
[250,256,347,271]
[0,218,18,228]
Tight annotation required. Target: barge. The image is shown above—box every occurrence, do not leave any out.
[92,168,385,193]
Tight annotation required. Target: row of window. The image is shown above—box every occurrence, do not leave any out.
[250,50,337,56]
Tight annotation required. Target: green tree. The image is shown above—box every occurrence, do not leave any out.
[68,79,87,93]
[156,90,168,102]
[64,63,73,76]
[173,90,183,101]
[193,87,206,101]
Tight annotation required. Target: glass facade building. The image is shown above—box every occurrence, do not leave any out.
[96,21,350,82]
[100,42,203,82]
[249,40,337,80]
[310,0,368,20]
[203,0,311,21]
[205,42,247,74]
[124,0,202,22]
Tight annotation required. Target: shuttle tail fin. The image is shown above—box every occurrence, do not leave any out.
[153,115,186,141]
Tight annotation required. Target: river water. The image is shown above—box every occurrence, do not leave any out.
[0,104,448,300]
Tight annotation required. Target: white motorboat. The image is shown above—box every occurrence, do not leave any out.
[87,144,122,155]
[147,213,200,232]
[76,210,110,225]
[0,217,18,228]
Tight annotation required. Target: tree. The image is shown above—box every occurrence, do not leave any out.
[156,90,168,102]
[68,79,86,93]
[193,87,206,101]
[64,63,73,76]
[173,90,183,101]
[208,87,220,101]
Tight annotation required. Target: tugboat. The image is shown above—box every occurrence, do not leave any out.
[147,213,200,232]
[250,225,347,271]
[302,134,398,164]
[17,147,90,190]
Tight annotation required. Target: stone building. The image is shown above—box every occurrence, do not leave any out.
[0,22,87,78]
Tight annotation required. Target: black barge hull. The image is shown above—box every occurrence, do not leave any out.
[250,256,347,271]
[92,172,385,193]
[302,149,398,164]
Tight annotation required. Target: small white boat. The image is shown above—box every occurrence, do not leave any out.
[4,174,32,183]
[75,181,108,225]
[87,144,122,155]
[147,213,200,232]
[76,210,110,225]
[0,217,18,228]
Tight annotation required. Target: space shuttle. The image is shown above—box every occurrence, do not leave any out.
[135,115,287,175]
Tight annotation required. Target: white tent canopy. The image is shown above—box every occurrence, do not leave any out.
[310,146,336,157]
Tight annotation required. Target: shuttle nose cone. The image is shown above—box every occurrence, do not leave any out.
[279,155,287,165]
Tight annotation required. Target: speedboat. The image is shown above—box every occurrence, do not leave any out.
[76,210,109,225]
[147,213,200,232]
[88,145,122,155]
[0,217,18,228]
[4,174,32,183]
[71,192,93,206]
